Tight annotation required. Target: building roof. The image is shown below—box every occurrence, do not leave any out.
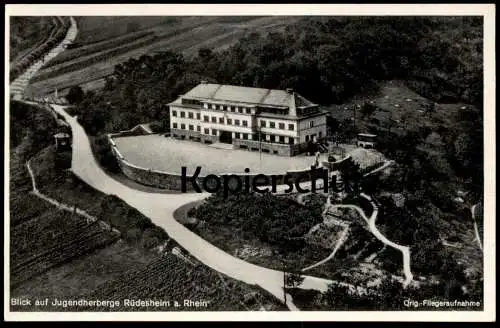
[54,132,70,138]
[172,83,317,109]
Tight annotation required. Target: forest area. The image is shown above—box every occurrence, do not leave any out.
[69,15,483,202]
[69,16,483,133]
[57,15,486,309]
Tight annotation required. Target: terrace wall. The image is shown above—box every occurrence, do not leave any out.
[107,132,328,191]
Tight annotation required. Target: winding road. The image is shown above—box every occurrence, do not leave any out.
[10,17,78,100]
[12,15,413,309]
[51,104,340,310]
[299,192,414,287]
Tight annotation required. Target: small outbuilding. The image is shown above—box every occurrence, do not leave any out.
[54,132,71,151]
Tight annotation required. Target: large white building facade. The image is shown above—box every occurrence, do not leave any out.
[168,82,328,156]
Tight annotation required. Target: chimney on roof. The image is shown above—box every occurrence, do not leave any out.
[200,80,208,84]
[286,88,294,94]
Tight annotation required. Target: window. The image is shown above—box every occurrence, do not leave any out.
[219,117,224,124]
[288,124,294,131]
[227,118,232,125]
[261,120,266,127]
[197,125,201,132]
[188,112,194,119]
[305,135,309,142]
[235,119,240,126]
[319,131,322,138]
[246,108,251,114]
[181,123,186,130]
[309,121,314,128]
[238,107,242,113]
[189,125,194,131]
[242,120,248,127]
[196,113,200,120]
[173,123,178,129]
[203,115,209,122]
[235,133,240,139]
[212,129,217,136]
[243,133,248,140]
[204,128,209,134]
[180,111,185,118]
[289,138,295,145]
[279,123,285,130]
[223,106,228,111]
[269,121,275,128]
[279,136,285,143]
[211,117,217,123]
[230,106,235,112]
[172,110,177,117]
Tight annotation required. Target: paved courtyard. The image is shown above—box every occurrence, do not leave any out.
[113,135,327,175]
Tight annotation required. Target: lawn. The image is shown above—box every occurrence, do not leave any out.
[113,135,326,176]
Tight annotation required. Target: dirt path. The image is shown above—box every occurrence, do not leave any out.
[301,225,349,272]
[10,17,78,100]
[363,160,395,178]
[25,157,118,234]
[471,204,483,253]
[48,104,347,311]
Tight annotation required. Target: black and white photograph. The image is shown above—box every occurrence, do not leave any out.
[4,4,495,322]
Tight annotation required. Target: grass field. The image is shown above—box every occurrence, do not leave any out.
[113,135,325,175]
[25,16,300,96]
[327,80,468,136]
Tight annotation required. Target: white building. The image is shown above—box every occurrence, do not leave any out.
[168,81,328,156]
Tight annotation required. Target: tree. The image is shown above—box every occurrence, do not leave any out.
[360,102,378,118]
[341,157,362,195]
[285,271,305,290]
[65,85,85,105]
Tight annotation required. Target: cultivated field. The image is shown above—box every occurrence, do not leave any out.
[25,16,301,97]
[9,101,286,311]
[10,16,54,62]
[113,135,326,175]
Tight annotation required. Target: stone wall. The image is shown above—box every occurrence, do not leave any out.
[108,133,328,191]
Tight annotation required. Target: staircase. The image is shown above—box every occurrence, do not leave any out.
[318,143,328,153]
[208,142,234,150]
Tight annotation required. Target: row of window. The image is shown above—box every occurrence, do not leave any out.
[171,123,296,144]
[305,132,322,142]
[172,110,251,127]
[260,120,295,131]
[201,115,249,127]
[171,110,310,132]
[206,103,253,114]
[172,123,202,132]
[260,133,295,145]
[172,110,201,119]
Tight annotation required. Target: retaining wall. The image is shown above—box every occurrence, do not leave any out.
[107,133,329,191]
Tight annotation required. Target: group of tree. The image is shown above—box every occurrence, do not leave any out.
[70,16,482,138]
[188,192,324,253]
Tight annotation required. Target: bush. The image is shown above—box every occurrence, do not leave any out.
[148,122,164,133]
[98,195,169,249]
[91,136,120,173]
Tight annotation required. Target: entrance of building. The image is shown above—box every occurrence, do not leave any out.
[219,130,233,144]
